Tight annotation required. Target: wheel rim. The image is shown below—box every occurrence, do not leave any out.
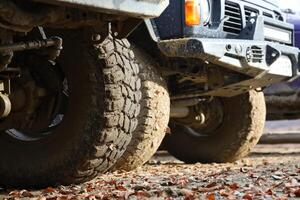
[3,65,68,142]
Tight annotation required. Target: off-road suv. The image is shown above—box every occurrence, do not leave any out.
[128,0,300,164]
[0,0,168,187]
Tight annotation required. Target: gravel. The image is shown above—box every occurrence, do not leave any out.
[1,145,300,200]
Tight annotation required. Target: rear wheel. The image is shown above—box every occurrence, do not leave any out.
[111,46,170,171]
[0,32,141,187]
[165,90,265,163]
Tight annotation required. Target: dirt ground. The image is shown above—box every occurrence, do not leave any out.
[0,144,299,200]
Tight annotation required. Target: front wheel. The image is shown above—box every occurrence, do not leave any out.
[165,90,266,163]
[0,32,141,187]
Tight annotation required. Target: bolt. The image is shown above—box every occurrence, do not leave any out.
[113,32,119,37]
[226,44,232,51]
[91,34,101,42]
[235,45,243,54]
[246,54,252,61]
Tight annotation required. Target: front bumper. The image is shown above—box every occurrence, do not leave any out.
[159,38,299,78]
[158,17,300,97]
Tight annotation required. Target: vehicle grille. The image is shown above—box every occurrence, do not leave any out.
[245,7,259,22]
[250,46,264,63]
[223,1,280,35]
[223,1,242,35]
[263,12,273,19]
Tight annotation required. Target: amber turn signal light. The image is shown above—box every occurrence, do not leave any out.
[185,0,201,26]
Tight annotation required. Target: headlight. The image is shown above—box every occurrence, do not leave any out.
[185,0,201,26]
[264,25,292,44]
[200,0,210,25]
[185,0,210,26]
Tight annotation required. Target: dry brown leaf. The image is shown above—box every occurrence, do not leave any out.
[43,187,56,194]
[19,190,34,197]
[57,196,69,200]
[115,185,127,191]
[206,182,217,188]
[206,193,215,200]
[219,189,230,197]
[265,189,273,195]
[8,190,20,197]
[243,193,253,200]
[228,183,239,190]
[294,188,300,197]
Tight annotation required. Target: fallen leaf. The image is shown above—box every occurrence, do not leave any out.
[43,187,56,194]
[198,185,223,193]
[106,179,117,186]
[228,183,239,190]
[177,178,189,187]
[294,188,300,197]
[206,182,217,188]
[20,190,34,197]
[8,190,20,197]
[243,193,253,200]
[134,190,150,198]
[219,189,230,197]
[179,188,194,199]
[266,189,273,195]
[115,185,127,191]
[206,193,215,200]
[57,196,69,200]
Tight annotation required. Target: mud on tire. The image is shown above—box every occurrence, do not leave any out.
[165,90,266,163]
[0,32,141,187]
[111,45,170,171]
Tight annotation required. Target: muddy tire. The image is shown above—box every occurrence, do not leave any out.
[0,33,141,187]
[111,46,170,171]
[165,90,265,163]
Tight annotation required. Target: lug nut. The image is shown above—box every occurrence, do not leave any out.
[195,113,205,124]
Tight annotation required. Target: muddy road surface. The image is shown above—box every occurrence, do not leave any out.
[0,144,299,200]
